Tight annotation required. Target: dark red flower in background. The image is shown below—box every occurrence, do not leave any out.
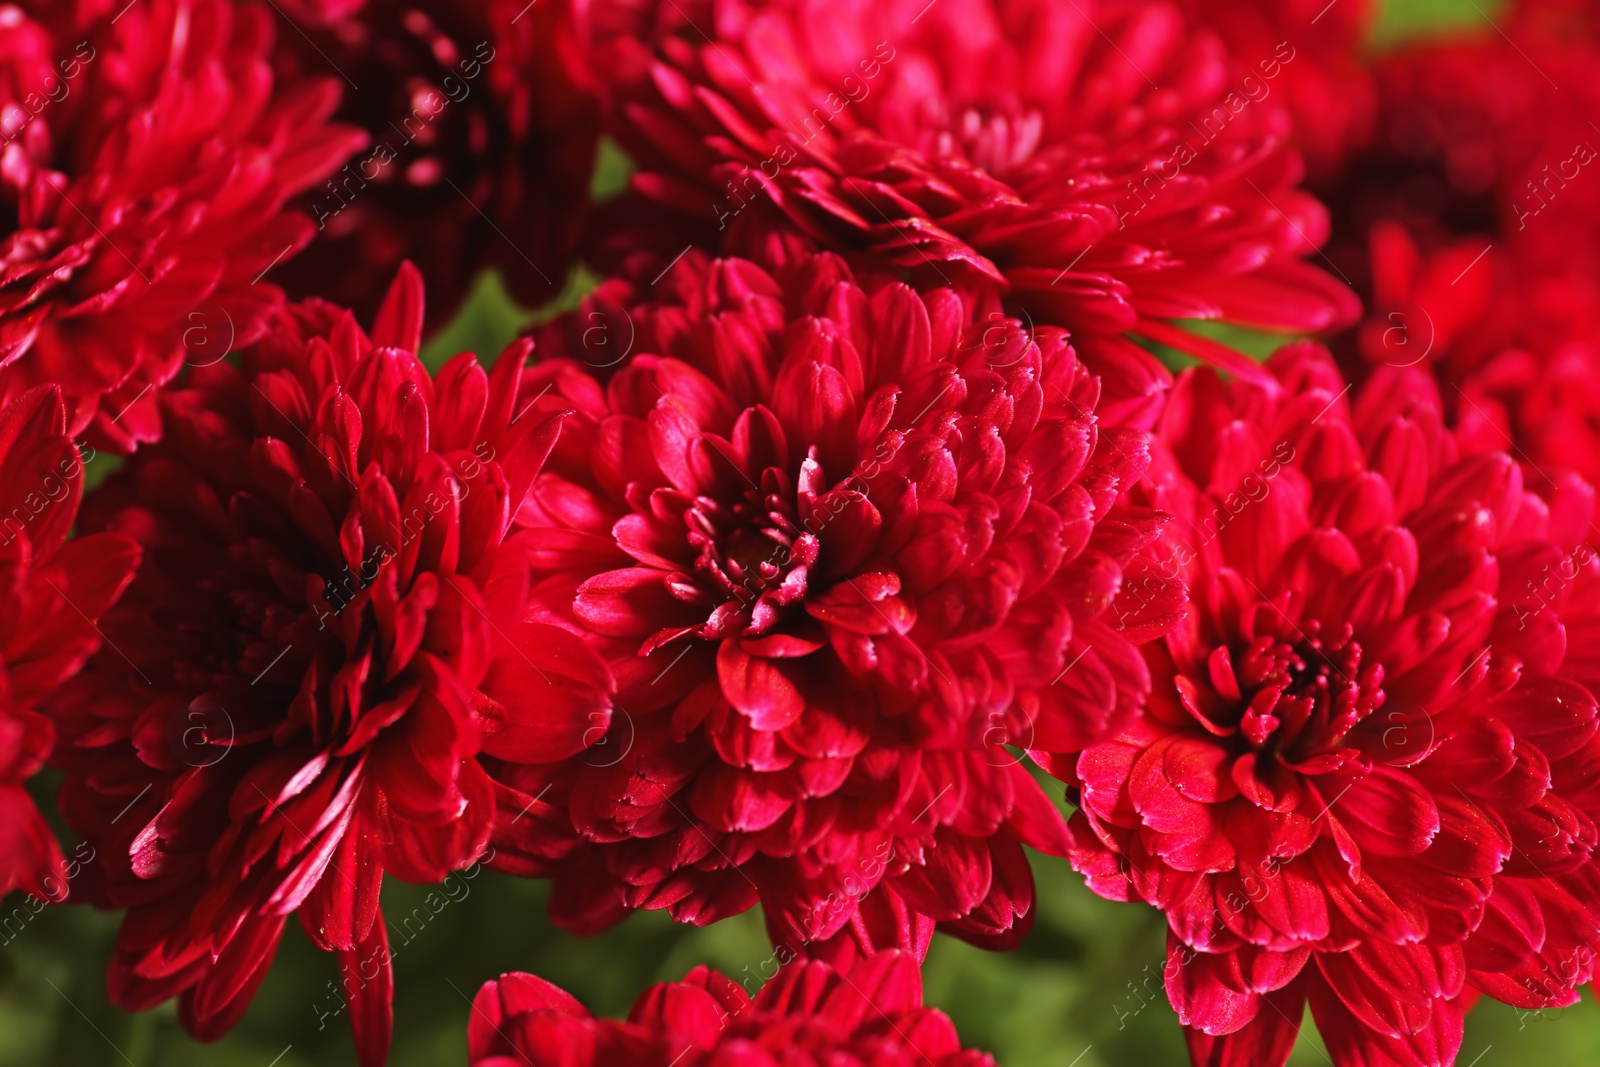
[1056,342,1600,1066]
[1324,0,1600,485]
[595,0,1358,382]
[485,246,1182,959]
[269,0,601,323]
[49,267,567,1064]
[1329,0,1600,270]
[470,949,996,1066]
[0,386,137,901]
[0,0,366,452]
[1350,221,1600,482]
[1174,0,1378,179]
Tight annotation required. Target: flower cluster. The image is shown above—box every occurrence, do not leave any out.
[489,244,1175,954]
[51,266,567,1064]
[1062,342,1600,1065]
[3,1,1600,1066]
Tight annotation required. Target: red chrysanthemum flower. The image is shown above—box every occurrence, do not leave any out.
[485,246,1183,960]
[1323,0,1600,488]
[1173,0,1377,179]
[1333,0,1600,271]
[0,386,137,901]
[269,0,601,322]
[49,266,567,1064]
[1056,342,1600,1066]
[470,950,996,1066]
[1350,220,1600,482]
[593,0,1358,381]
[0,0,366,452]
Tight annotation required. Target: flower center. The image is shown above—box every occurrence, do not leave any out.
[682,466,818,639]
[1232,620,1385,758]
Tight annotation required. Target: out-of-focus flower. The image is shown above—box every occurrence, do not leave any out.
[1326,0,1600,487]
[269,0,601,323]
[1332,0,1600,268]
[1351,220,1600,482]
[0,385,137,902]
[1056,342,1600,1066]
[0,0,366,452]
[485,245,1183,958]
[1174,0,1378,179]
[49,266,568,1064]
[469,950,997,1066]
[594,0,1358,383]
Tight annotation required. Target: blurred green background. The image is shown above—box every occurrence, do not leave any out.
[10,0,1599,1064]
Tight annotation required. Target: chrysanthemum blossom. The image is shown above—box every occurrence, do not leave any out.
[0,386,137,901]
[0,0,366,451]
[1325,2,1600,485]
[49,266,567,1065]
[470,950,996,1066]
[270,0,600,321]
[1341,0,1600,272]
[1056,342,1600,1066]
[486,247,1182,958]
[597,0,1358,382]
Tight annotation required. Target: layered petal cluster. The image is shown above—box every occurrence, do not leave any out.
[0,0,366,451]
[270,0,600,321]
[48,267,566,1064]
[0,386,137,901]
[1173,0,1377,178]
[1058,343,1600,1066]
[470,950,996,1066]
[487,248,1181,955]
[596,0,1358,375]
